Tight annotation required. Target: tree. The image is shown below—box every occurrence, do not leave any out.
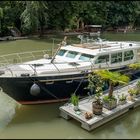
[20,1,48,36]
[129,63,140,70]
[94,70,130,98]
[0,7,3,35]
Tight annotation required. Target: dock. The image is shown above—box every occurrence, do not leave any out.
[59,79,140,131]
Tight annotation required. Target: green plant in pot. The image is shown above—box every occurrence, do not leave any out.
[70,93,79,111]
[118,93,127,105]
[87,72,105,115]
[136,81,140,97]
[128,88,138,101]
[95,70,130,110]
[128,64,140,98]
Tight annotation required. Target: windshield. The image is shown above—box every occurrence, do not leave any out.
[66,51,78,58]
[79,53,94,61]
[57,49,67,56]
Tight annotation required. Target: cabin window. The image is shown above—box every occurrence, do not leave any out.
[57,49,67,56]
[95,55,109,64]
[79,53,94,61]
[111,52,122,64]
[66,51,78,58]
[124,50,134,61]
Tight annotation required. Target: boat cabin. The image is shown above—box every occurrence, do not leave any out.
[55,41,140,69]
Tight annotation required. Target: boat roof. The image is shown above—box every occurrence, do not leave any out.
[60,41,140,56]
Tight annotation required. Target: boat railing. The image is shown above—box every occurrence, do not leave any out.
[0,57,135,77]
[1,60,109,77]
[0,49,57,67]
[0,49,137,77]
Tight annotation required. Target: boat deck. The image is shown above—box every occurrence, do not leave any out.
[59,79,140,131]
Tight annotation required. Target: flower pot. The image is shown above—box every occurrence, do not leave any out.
[103,99,117,110]
[118,100,126,105]
[127,95,135,101]
[92,101,103,115]
[73,105,79,111]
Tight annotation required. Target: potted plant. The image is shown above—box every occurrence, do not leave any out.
[128,87,139,100]
[135,81,140,97]
[87,72,105,115]
[118,93,127,105]
[103,95,117,109]
[95,70,130,110]
[70,93,79,111]
[92,90,103,115]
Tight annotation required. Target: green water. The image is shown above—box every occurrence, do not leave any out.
[0,33,140,139]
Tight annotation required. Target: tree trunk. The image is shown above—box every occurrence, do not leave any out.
[108,81,114,98]
[39,25,44,37]
[77,18,80,30]
[81,21,84,30]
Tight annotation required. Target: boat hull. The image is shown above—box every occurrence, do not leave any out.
[0,66,140,105]
[0,73,90,104]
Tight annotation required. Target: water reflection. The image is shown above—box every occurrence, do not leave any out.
[0,91,140,139]
[0,91,20,132]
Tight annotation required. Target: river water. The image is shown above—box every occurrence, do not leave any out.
[0,90,140,139]
[0,33,140,139]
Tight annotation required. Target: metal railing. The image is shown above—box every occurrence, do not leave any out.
[0,49,138,77]
[0,58,132,78]
[0,49,58,67]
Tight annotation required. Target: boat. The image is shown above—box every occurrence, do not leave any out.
[0,35,140,104]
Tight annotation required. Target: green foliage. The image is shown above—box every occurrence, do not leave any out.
[128,81,140,96]
[87,72,105,104]
[129,63,140,70]
[95,70,130,98]
[118,94,127,101]
[70,93,79,106]
[128,88,137,96]
[103,95,116,102]
[136,80,140,87]
[94,70,130,85]
[87,72,105,93]
[0,1,139,36]
[20,1,48,35]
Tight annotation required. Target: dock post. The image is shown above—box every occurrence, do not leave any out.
[59,109,71,120]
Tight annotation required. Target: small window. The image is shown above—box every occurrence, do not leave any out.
[66,51,78,58]
[95,55,109,64]
[111,52,122,64]
[57,49,67,56]
[124,50,134,61]
[79,53,94,61]
[32,64,44,67]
